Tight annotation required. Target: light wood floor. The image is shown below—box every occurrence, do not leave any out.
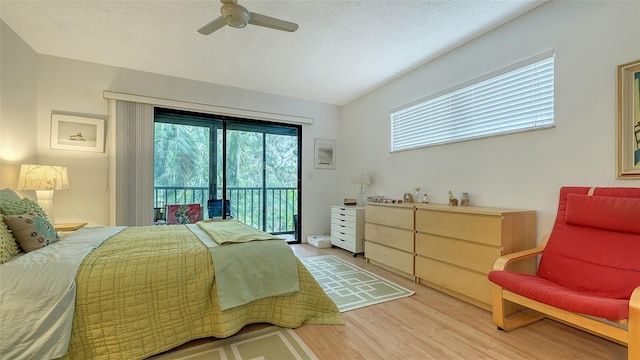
[161,244,627,359]
[291,245,626,360]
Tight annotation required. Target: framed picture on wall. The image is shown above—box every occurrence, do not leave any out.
[314,138,336,169]
[51,114,105,153]
[616,59,640,178]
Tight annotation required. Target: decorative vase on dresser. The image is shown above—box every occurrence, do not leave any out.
[330,206,365,256]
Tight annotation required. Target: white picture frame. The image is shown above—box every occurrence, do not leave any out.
[51,114,105,153]
[314,138,336,169]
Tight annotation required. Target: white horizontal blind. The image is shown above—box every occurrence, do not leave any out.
[391,53,554,152]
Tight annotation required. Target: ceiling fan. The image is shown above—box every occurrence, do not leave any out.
[198,0,299,35]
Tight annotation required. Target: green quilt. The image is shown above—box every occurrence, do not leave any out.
[63,225,342,360]
[198,220,300,310]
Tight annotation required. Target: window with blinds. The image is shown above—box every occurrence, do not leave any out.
[391,51,554,152]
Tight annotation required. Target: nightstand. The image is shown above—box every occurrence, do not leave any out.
[54,222,87,232]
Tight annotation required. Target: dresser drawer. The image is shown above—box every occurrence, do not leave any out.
[415,233,501,274]
[331,228,356,243]
[331,222,356,236]
[332,236,356,252]
[365,241,413,275]
[416,209,502,246]
[365,205,413,230]
[331,207,357,222]
[415,256,491,306]
[365,222,413,253]
[331,215,356,229]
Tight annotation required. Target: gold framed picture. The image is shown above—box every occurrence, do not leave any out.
[616,59,640,178]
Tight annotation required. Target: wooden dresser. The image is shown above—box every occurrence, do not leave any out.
[364,203,536,310]
[330,206,365,256]
[364,203,415,278]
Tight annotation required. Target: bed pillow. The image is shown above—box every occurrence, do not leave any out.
[0,213,20,263]
[0,188,21,204]
[3,212,59,252]
[0,198,49,220]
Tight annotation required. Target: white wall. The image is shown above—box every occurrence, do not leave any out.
[1,23,342,239]
[338,1,640,243]
[0,21,38,190]
[3,1,639,243]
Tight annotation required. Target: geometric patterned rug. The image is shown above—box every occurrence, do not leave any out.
[301,255,414,312]
[150,326,318,360]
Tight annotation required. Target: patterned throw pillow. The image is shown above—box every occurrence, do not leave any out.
[0,188,21,204]
[0,213,20,263]
[3,212,59,252]
[0,198,49,220]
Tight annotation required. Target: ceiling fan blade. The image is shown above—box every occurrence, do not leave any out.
[198,16,227,35]
[248,12,298,32]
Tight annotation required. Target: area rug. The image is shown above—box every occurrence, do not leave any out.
[151,326,317,360]
[301,255,415,312]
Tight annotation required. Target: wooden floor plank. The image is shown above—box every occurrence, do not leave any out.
[292,245,626,360]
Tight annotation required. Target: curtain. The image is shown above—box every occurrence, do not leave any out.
[111,100,154,226]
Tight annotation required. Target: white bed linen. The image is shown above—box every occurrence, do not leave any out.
[186,223,219,248]
[0,226,125,360]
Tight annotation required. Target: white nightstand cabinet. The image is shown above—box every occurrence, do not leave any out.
[330,206,365,256]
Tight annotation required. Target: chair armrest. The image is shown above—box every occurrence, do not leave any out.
[493,246,544,271]
[493,233,549,271]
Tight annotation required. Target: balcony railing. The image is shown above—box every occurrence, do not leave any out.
[154,186,298,236]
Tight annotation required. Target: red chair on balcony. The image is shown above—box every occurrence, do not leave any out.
[166,204,202,224]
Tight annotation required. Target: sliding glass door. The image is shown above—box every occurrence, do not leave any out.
[153,108,301,241]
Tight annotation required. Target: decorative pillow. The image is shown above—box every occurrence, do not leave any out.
[3,212,59,252]
[0,213,20,263]
[0,198,49,220]
[0,188,21,204]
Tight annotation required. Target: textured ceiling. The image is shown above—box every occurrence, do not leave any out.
[0,0,546,105]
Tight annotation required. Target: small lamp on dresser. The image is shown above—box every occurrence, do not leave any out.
[352,168,371,207]
[16,164,69,224]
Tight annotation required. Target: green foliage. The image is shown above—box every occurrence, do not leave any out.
[154,122,209,187]
[154,121,299,234]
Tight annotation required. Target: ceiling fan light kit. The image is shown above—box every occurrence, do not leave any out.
[221,3,250,28]
[198,0,299,35]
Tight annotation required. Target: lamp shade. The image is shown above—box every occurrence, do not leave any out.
[352,169,372,185]
[17,164,69,191]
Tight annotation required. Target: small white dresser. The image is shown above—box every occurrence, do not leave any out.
[330,206,365,256]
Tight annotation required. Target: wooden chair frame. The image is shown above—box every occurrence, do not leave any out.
[491,236,640,359]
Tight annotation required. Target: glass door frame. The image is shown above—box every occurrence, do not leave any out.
[154,107,302,243]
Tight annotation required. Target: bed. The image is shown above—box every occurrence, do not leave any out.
[0,202,343,360]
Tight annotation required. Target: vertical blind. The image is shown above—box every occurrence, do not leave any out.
[391,52,554,152]
[114,100,155,226]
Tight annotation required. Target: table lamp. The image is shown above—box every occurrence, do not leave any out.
[352,168,371,207]
[16,164,69,224]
